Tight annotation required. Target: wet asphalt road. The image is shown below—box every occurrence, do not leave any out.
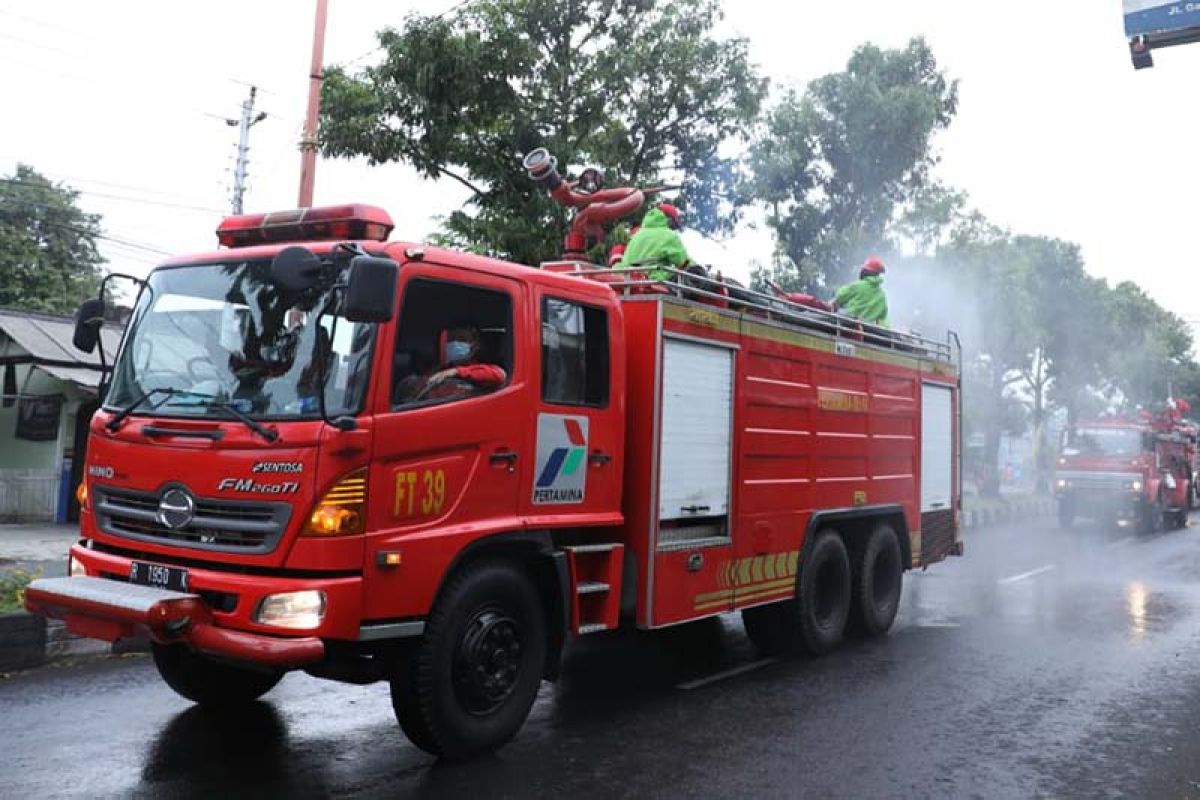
[7,517,1200,799]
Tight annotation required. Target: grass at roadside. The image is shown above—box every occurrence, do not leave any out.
[0,567,41,614]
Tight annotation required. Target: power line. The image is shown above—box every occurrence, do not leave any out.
[33,172,222,208]
[338,0,478,69]
[0,37,303,130]
[0,179,226,215]
[0,204,175,257]
[0,9,294,103]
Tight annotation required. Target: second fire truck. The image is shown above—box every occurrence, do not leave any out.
[1055,403,1198,531]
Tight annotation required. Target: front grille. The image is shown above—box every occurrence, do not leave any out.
[1056,471,1139,492]
[94,485,291,555]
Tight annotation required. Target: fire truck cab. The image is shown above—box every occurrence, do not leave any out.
[1055,410,1195,532]
[26,200,962,759]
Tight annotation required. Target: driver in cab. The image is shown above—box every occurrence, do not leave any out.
[400,326,505,403]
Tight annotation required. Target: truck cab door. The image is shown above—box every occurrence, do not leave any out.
[363,266,528,621]
[521,291,624,523]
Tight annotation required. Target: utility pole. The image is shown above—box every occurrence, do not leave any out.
[226,85,268,214]
[298,0,329,208]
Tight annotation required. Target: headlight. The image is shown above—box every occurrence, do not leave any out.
[1130,480,1143,492]
[253,590,326,629]
[1055,479,1068,489]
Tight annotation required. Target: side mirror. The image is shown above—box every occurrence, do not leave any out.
[343,256,398,323]
[73,298,105,353]
[270,246,324,292]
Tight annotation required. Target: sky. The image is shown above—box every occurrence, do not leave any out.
[3,0,1200,335]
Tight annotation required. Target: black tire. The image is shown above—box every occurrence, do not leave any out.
[1057,501,1073,529]
[151,643,283,707]
[391,559,546,760]
[1143,491,1165,535]
[852,524,904,637]
[740,529,851,656]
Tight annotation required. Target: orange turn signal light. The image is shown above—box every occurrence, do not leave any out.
[75,482,89,511]
[303,469,367,537]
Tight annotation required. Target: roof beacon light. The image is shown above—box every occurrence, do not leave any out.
[216,204,394,248]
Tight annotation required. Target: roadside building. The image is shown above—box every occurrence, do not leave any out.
[0,307,119,523]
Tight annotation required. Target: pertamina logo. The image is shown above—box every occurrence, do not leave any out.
[533,414,589,505]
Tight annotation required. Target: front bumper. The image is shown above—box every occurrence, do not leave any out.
[25,576,325,668]
[24,542,365,668]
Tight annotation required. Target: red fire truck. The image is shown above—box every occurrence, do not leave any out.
[1054,404,1197,532]
[25,156,962,759]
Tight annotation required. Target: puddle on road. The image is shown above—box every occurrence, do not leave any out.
[989,579,1183,641]
[899,567,1186,640]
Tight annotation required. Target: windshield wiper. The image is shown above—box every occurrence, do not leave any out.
[207,399,279,443]
[105,387,181,432]
[165,393,279,443]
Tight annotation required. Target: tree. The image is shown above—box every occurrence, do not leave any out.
[1103,281,1196,408]
[748,38,958,293]
[0,165,105,314]
[320,0,766,266]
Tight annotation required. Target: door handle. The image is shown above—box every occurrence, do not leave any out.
[681,505,711,514]
[489,450,518,471]
[589,451,612,465]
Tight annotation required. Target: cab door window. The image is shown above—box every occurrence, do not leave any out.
[541,297,609,407]
[391,279,513,408]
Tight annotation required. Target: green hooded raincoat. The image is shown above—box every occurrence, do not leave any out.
[617,207,689,281]
[834,275,889,327]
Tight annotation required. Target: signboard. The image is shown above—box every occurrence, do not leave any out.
[1124,1,1200,37]
[15,395,63,441]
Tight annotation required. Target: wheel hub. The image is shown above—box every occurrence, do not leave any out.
[453,608,523,715]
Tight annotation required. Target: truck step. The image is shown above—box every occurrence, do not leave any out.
[565,544,620,554]
[563,543,624,636]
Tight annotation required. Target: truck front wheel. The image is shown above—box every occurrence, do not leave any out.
[1057,500,1073,529]
[1142,491,1165,535]
[151,643,283,707]
[391,559,546,760]
[741,529,851,656]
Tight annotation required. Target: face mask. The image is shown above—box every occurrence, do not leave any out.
[445,341,472,364]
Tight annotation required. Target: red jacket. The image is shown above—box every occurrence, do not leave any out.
[451,363,505,386]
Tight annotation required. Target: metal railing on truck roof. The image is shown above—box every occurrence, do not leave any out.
[552,263,957,365]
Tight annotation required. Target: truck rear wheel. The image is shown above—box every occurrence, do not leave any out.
[151,643,283,707]
[741,529,851,656]
[391,559,546,760]
[851,524,903,637]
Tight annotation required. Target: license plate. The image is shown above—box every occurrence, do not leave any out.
[129,561,189,593]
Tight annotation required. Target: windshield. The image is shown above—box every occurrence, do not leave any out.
[1063,427,1144,458]
[106,260,375,420]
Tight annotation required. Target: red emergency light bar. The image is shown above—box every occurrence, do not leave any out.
[216,204,394,248]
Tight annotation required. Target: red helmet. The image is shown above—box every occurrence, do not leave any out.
[861,256,885,275]
[658,203,681,229]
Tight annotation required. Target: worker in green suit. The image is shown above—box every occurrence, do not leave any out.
[617,203,689,282]
[832,256,889,328]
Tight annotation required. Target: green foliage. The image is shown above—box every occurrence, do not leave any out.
[749,38,958,292]
[0,165,106,314]
[320,0,766,266]
[1102,281,1195,407]
[0,567,41,614]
